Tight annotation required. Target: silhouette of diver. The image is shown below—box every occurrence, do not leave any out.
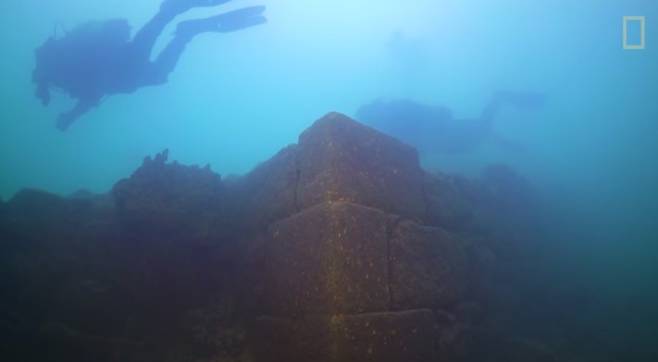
[356,91,546,155]
[33,0,267,131]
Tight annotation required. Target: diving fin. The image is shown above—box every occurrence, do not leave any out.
[176,6,267,36]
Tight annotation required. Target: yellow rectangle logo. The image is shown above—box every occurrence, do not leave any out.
[623,16,646,50]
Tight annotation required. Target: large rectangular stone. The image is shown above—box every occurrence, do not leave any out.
[250,201,390,316]
[297,113,426,221]
[227,145,300,227]
[390,220,468,310]
[250,309,436,362]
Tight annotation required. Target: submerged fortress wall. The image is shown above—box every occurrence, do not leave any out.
[0,113,549,362]
[236,113,467,362]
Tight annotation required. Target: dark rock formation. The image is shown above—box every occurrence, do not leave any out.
[112,149,226,241]
[252,309,435,362]
[0,113,552,362]
[228,113,426,229]
[236,114,544,362]
[226,145,300,228]
[249,201,391,317]
[295,113,426,220]
[389,220,468,310]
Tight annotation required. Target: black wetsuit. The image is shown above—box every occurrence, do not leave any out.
[33,1,266,130]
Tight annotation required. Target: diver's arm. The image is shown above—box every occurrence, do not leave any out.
[56,97,100,131]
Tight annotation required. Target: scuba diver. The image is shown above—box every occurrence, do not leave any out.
[33,0,267,131]
[356,91,546,155]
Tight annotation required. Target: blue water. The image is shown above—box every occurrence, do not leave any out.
[1,0,657,351]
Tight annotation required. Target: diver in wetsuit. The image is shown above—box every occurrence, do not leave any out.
[356,91,546,155]
[33,0,267,131]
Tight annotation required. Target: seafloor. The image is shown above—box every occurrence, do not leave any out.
[0,113,643,361]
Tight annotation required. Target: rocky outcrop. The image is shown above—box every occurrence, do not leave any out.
[226,145,300,228]
[389,221,468,310]
[249,201,391,317]
[233,113,541,362]
[228,113,426,229]
[0,156,237,362]
[252,309,435,362]
[0,113,551,362]
[295,113,426,220]
[112,149,227,240]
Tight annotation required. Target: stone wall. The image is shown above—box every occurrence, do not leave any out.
[0,113,551,362]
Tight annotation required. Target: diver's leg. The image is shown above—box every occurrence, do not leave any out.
[56,98,100,131]
[142,33,195,86]
[131,10,180,62]
[131,0,233,62]
[141,6,266,86]
[175,6,267,37]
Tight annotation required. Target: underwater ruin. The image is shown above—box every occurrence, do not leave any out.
[1,113,578,361]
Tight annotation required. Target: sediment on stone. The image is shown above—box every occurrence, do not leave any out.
[246,201,391,317]
[250,309,436,362]
[0,112,554,362]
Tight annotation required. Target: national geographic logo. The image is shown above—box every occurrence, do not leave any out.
[623,16,646,50]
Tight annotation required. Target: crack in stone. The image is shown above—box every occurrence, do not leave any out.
[293,149,302,213]
[257,308,434,321]
[385,215,404,311]
[294,169,301,213]
[421,173,432,226]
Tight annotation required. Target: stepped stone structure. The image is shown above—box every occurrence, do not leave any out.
[230,113,471,362]
[0,113,551,362]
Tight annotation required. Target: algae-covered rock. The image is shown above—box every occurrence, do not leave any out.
[2,188,114,239]
[424,172,477,231]
[231,113,427,230]
[226,145,300,228]
[445,327,557,362]
[112,149,226,240]
[389,220,469,310]
[250,201,390,316]
[0,112,552,362]
[251,309,435,362]
[296,113,426,220]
